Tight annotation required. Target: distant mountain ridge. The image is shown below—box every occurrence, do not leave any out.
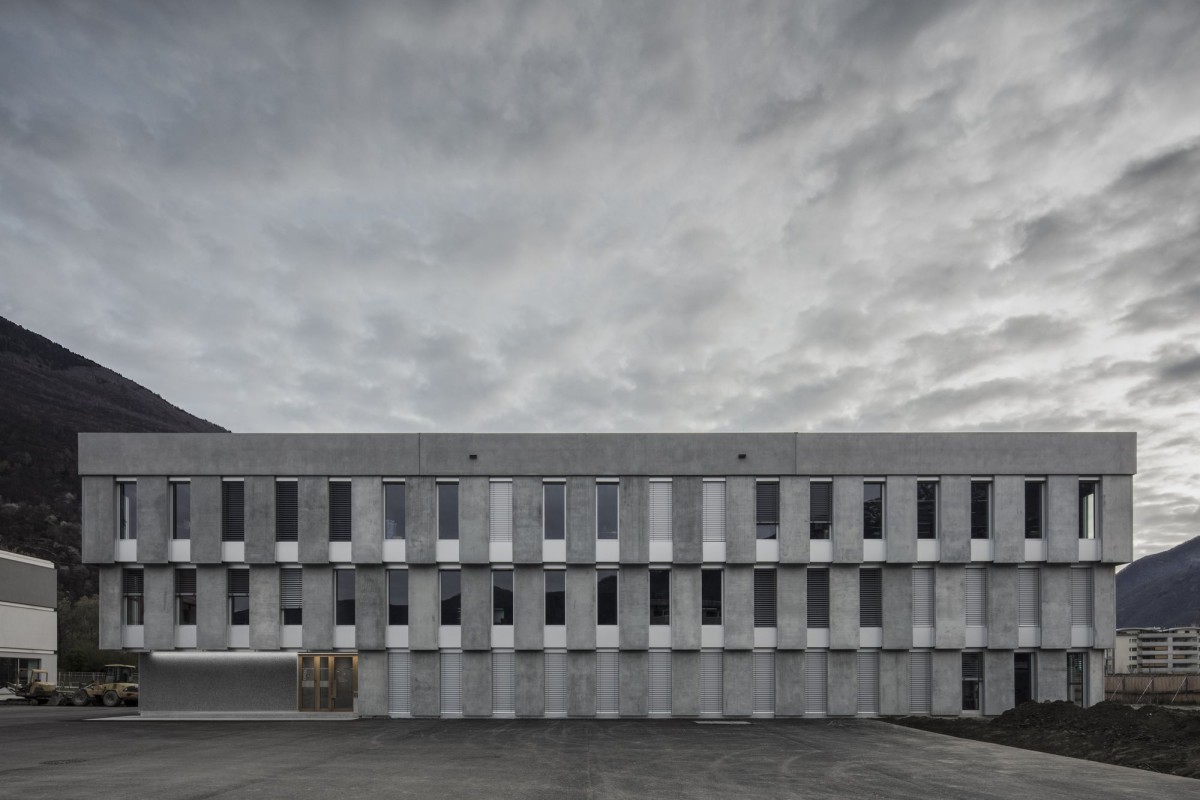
[1116,535,1200,628]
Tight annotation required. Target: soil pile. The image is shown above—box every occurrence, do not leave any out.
[890,701,1200,779]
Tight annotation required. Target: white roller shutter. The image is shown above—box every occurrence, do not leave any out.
[440,652,463,717]
[492,651,515,715]
[912,568,934,627]
[753,652,775,716]
[965,568,987,627]
[648,651,672,715]
[490,480,513,543]
[909,652,931,714]
[702,480,726,542]
[1070,568,1094,626]
[700,651,723,716]
[1018,568,1040,627]
[649,480,673,542]
[804,651,827,715]
[545,652,567,717]
[388,651,410,716]
[856,651,880,714]
[596,651,619,715]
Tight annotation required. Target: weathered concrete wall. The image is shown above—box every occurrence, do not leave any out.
[619,567,649,650]
[619,650,648,716]
[462,651,492,717]
[1038,651,1067,702]
[301,566,333,651]
[1040,567,1070,649]
[987,566,1018,650]
[779,476,809,563]
[355,566,386,651]
[935,565,965,649]
[725,477,754,564]
[406,478,436,565]
[620,478,648,564]
[137,477,168,564]
[514,565,544,651]
[775,650,805,716]
[565,477,595,565]
[723,567,753,650]
[196,565,227,651]
[992,476,1024,564]
[777,566,807,649]
[673,477,703,564]
[245,476,275,564]
[722,650,752,716]
[297,477,328,565]
[882,566,912,650]
[249,564,280,650]
[143,565,174,650]
[358,651,388,717]
[410,651,440,717]
[1047,475,1078,564]
[1093,566,1116,649]
[515,650,544,717]
[832,477,863,563]
[98,566,121,650]
[879,650,909,716]
[672,650,700,716]
[1101,475,1134,563]
[351,476,383,564]
[829,566,859,650]
[931,650,961,716]
[672,567,701,650]
[190,477,221,564]
[939,476,970,564]
[983,649,1013,716]
[827,651,857,716]
[885,476,916,564]
[460,566,491,651]
[567,651,596,717]
[81,476,115,565]
[459,477,490,565]
[566,567,596,650]
[408,566,439,651]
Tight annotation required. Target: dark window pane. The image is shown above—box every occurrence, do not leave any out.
[177,596,197,625]
[649,570,670,625]
[917,481,938,539]
[282,606,302,626]
[1078,482,1098,539]
[275,482,298,542]
[597,570,619,625]
[280,568,303,625]
[172,483,190,540]
[1025,482,1044,539]
[438,483,459,540]
[756,481,779,540]
[229,596,250,626]
[962,653,983,711]
[970,482,990,540]
[124,595,144,625]
[119,482,138,540]
[596,483,619,540]
[807,568,829,628]
[701,569,722,624]
[544,483,565,540]
[440,570,461,625]
[863,483,884,540]
[335,570,356,625]
[545,571,565,625]
[493,570,514,625]
[388,569,409,626]
[385,483,406,540]
[810,482,831,540]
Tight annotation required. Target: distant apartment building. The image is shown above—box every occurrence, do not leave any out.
[0,549,58,688]
[79,432,1134,717]
[1114,627,1200,674]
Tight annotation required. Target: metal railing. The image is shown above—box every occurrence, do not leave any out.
[56,672,105,691]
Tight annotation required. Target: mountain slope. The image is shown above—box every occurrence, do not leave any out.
[1116,535,1200,628]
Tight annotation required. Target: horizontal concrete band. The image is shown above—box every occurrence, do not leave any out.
[79,432,1137,477]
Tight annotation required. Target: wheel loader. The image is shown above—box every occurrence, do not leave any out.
[72,664,139,707]
[3,669,57,704]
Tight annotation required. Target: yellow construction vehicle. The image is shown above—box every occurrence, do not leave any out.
[4,669,57,704]
[72,664,139,707]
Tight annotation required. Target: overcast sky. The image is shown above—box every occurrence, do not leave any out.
[2,1,1198,558]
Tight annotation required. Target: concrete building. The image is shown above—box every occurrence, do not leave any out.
[78,432,1134,717]
[1114,627,1200,674]
[0,549,58,690]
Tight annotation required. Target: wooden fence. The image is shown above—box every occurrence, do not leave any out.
[1106,673,1200,705]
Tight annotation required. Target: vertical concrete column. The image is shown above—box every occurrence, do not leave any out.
[459,477,490,565]
[197,565,228,651]
[566,566,597,650]
[463,651,492,717]
[1093,566,1116,649]
[987,565,1018,649]
[829,565,859,651]
[833,476,864,564]
[879,651,909,716]
[723,650,753,716]
[935,565,965,649]
[939,476,970,563]
[250,564,280,650]
[406,477,436,565]
[357,651,389,717]
[1037,651,1067,701]
[619,566,649,650]
[190,476,222,564]
[931,650,962,716]
[775,651,806,716]
[723,566,753,650]
[992,476,1024,564]
[885,476,917,564]
[137,477,169,564]
[143,564,174,650]
[566,477,596,565]
[672,566,701,650]
[983,650,1013,716]
[351,476,383,564]
[881,565,912,650]
[619,650,648,716]
[82,476,115,565]
[673,477,703,564]
[777,566,807,649]
[1040,566,1070,649]
[568,651,596,717]
[301,565,333,651]
[245,476,275,565]
[619,477,648,564]
[460,565,491,650]
[827,650,857,716]
[779,476,810,564]
[410,651,441,717]
[671,650,700,716]
[407,566,439,651]
[515,650,545,717]
[355,565,386,651]
[1101,475,1133,563]
[513,477,543,564]
[725,477,755,564]
[514,565,544,650]
[298,477,329,565]
[1047,475,1079,563]
[1087,649,1105,708]
[98,566,121,650]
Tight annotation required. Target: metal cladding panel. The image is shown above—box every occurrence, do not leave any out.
[389,651,411,715]
[856,651,880,714]
[885,476,917,564]
[441,653,466,716]
[1094,566,1116,649]
[565,477,595,564]
[803,651,827,714]
[965,568,987,628]
[939,476,970,563]
[297,477,329,565]
[1070,568,1094,626]
[567,651,596,717]
[351,476,383,564]
[992,476,1025,564]
[673,477,703,564]
[410,651,441,717]
[619,477,648,564]
[621,650,650,716]
[1019,567,1041,627]
[832,477,864,563]
[879,651,909,716]
[829,566,859,651]
[672,650,700,716]
[755,653,781,714]
[544,652,568,717]
[672,566,701,650]
[514,566,545,651]
[1101,475,1134,563]
[909,652,932,714]
[460,566,491,651]
[143,565,174,650]
[723,650,753,716]
[515,650,545,717]
[1040,566,1071,649]
[987,566,1019,649]
[1047,475,1079,563]
[912,568,934,627]
[510,477,541,564]
[775,650,805,716]
[462,651,492,717]
[244,476,275,564]
[196,565,228,651]
[596,651,619,714]
[725,477,755,564]
[406,477,437,565]
[1037,651,1068,702]
[778,476,809,563]
[931,650,961,716]
[98,567,121,649]
[355,566,386,651]
[644,651,669,715]
[776,566,807,650]
[723,566,754,650]
[566,566,597,651]
[489,481,513,544]
[492,651,515,714]
[619,567,649,650]
[408,566,439,651]
[301,566,333,651]
[190,477,222,564]
[249,565,281,650]
[137,477,169,564]
[81,476,115,565]
[700,651,724,715]
[827,651,858,716]
[882,566,913,650]
[702,480,726,543]
[458,477,490,564]
[935,565,965,649]
[648,480,673,542]
[983,649,1013,716]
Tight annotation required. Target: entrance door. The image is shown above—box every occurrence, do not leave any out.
[1014,653,1034,705]
[298,654,357,712]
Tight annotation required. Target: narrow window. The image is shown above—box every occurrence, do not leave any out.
[1078,480,1099,539]
[1024,480,1044,539]
[596,482,619,540]
[911,568,934,627]
[545,571,565,625]
[492,569,514,625]
[1067,653,1086,706]
[970,481,990,539]
[701,569,723,624]
[228,568,250,626]
[328,481,352,542]
[1070,568,1094,626]
[1014,653,1035,705]
[810,481,832,540]
[388,569,408,626]
[859,567,882,627]
[917,481,937,539]
[489,480,513,543]
[222,480,245,542]
[965,567,987,627]
[754,568,777,627]
[438,482,460,540]
[275,481,298,542]
[962,653,983,711]
[807,568,829,628]
[863,481,884,540]
[118,481,138,540]
[122,568,143,625]
[702,480,726,542]
[171,482,190,540]
[597,569,619,625]
[543,482,565,540]
[649,480,673,542]
[280,568,303,625]
[439,569,461,626]
[756,480,780,540]
[335,569,356,626]
[384,482,405,540]
[649,569,670,625]
[175,568,196,625]
[1018,567,1040,627]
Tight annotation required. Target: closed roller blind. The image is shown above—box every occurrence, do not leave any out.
[756,482,780,524]
[388,651,411,715]
[648,651,672,715]
[856,651,880,714]
[222,481,245,542]
[962,652,983,680]
[909,652,932,714]
[275,482,298,542]
[859,568,882,627]
[440,652,463,717]
[649,481,673,542]
[122,568,144,595]
[807,569,829,628]
[1018,568,1040,627]
[810,482,832,523]
[596,651,619,715]
[174,569,196,595]
[492,651,515,715]
[753,652,775,715]
[490,481,513,543]
[545,653,567,717]
[227,568,249,596]
[804,651,827,714]
[700,651,723,715]
[1070,568,1094,626]
[912,568,934,627]
[329,482,352,542]
[702,481,726,542]
[965,568,987,627]
[280,568,303,609]
[754,568,778,627]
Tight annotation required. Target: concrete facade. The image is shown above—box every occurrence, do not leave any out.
[0,550,58,688]
[78,432,1132,718]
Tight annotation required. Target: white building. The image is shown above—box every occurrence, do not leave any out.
[0,550,58,689]
[1115,627,1200,674]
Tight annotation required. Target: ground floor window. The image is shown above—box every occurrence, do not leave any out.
[962,653,983,711]
[1014,653,1035,705]
[0,657,42,686]
[1067,652,1086,707]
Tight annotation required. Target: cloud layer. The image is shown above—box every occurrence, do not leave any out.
[2,1,1199,557]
